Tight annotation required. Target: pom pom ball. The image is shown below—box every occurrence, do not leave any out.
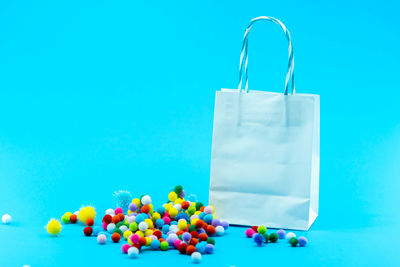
[103,214,112,224]
[298,236,308,247]
[107,223,116,233]
[206,225,216,235]
[150,239,160,250]
[195,242,206,254]
[290,237,298,247]
[78,206,96,224]
[181,201,190,210]
[141,205,150,214]
[198,233,208,241]
[221,221,229,230]
[169,207,178,218]
[138,221,148,231]
[122,244,131,253]
[138,237,147,246]
[105,208,114,215]
[269,233,278,243]
[97,234,107,244]
[204,206,213,215]
[92,226,101,236]
[174,185,183,195]
[173,239,182,248]
[111,232,121,243]
[245,228,255,238]
[130,234,140,244]
[178,243,188,254]
[186,245,196,255]
[69,214,77,224]
[123,230,133,240]
[84,226,93,236]
[114,207,123,215]
[286,232,296,241]
[129,222,138,232]
[86,218,94,226]
[182,232,191,242]
[178,220,187,230]
[216,225,224,236]
[141,195,152,206]
[61,212,71,224]
[207,237,215,245]
[257,225,267,234]
[168,192,178,202]
[277,229,286,239]
[46,219,62,235]
[2,214,12,225]
[191,252,202,263]
[127,247,139,258]
[253,233,265,246]
[205,244,214,254]
[160,241,169,251]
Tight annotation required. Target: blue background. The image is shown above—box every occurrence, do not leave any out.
[0,0,399,266]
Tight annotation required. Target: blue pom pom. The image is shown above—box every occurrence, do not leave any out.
[205,244,214,254]
[197,228,206,234]
[170,221,178,225]
[156,218,164,228]
[150,239,160,250]
[135,214,146,223]
[157,206,165,216]
[113,190,132,212]
[195,242,206,254]
[92,226,102,236]
[162,225,170,234]
[199,212,206,220]
[176,213,190,222]
[253,233,265,246]
[204,214,213,224]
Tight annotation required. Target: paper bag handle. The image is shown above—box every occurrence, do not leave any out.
[238,16,295,95]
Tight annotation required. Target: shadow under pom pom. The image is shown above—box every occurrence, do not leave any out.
[113,190,132,212]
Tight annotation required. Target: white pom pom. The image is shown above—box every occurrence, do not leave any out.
[107,223,116,233]
[141,195,151,206]
[119,225,128,233]
[128,247,139,258]
[286,232,296,241]
[128,216,136,224]
[2,214,11,224]
[191,252,202,263]
[173,204,182,211]
[216,225,224,236]
[169,225,179,233]
[105,208,115,215]
[138,221,148,231]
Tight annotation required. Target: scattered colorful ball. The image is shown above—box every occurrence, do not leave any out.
[46,219,62,236]
[1,214,11,225]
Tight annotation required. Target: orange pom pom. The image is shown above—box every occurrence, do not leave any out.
[195,220,204,229]
[111,232,120,243]
[86,218,94,226]
[199,233,208,241]
[112,215,120,224]
[206,225,216,235]
[117,213,125,221]
[70,214,77,223]
[186,245,196,255]
[181,201,190,210]
[141,205,150,214]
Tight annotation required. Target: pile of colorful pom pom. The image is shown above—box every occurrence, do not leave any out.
[47,185,229,264]
[245,226,308,247]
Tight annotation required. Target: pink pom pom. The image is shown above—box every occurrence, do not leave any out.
[245,228,255,238]
[115,207,123,215]
[174,239,182,248]
[130,234,140,244]
[163,216,171,225]
[102,222,108,230]
[121,244,131,254]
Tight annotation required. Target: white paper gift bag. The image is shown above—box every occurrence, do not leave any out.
[209,16,319,230]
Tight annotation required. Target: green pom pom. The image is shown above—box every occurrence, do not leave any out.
[178,235,182,240]
[269,233,278,243]
[116,222,124,228]
[124,220,129,227]
[290,237,298,247]
[257,225,267,234]
[61,215,70,224]
[207,237,215,245]
[195,202,204,211]
[113,228,122,235]
[129,222,138,232]
[160,241,169,251]
[189,225,196,232]
[174,185,183,195]
[262,233,269,243]
[188,206,196,215]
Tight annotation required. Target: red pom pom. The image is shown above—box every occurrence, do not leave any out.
[117,213,125,222]
[112,215,120,224]
[202,223,208,230]
[141,205,150,214]
[178,243,188,254]
[102,214,112,224]
[176,230,185,236]
[153,230,162,239]
[133,243,141,250]
[190,231,199,239]
[199,233,208,241]
[181,201,190,210]
[111,233,121,243]
[195,220,204,229]
[70,214,77,224]
[83,227,93,236]
[86,218,94,226]
[189,238,199,246]
[186,245,196,255]
[200,207,205,212]
[206,225,216,235]
[159,238,165,242]
[252,226,258,232]
[139,237,147,246]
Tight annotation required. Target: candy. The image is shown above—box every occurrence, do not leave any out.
[46,219,62,235]
[121,244,131,253]
[269,233,278,243]
[127,247,139,258]
[286,232,296,241]
[97,234,107,244]
[2,214,12,224]
[191,251,202,263]
[78,206,96,224]
[298,236,308,247]
[111,232,121,243]
[277,229,286,239]
[245,228,255,238]
[84,227,93,236]
[290,237,298,247]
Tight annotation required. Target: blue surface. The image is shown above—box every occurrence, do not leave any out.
[1,0,399,266]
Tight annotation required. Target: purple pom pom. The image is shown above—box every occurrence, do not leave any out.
[129,203,137,212]
[220,221,229,230]
[298,236,308,247]
[277,229,286,239]
[205,244,214,254]
[211,219,221,227]
[182,232,192,242]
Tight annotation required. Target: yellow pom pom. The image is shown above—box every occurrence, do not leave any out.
[78,206,96,223]
[152,212,161,221]
[128,238,133,245]
[127,210,131,215]
[145,219,154,229]
[144,229,153,236]
[194,211,201,216]
[132,198,141,208]
[168,192,178,202]
[191,218,199,225]
[149,203,153,212]
[164,203,173,212]
[178,220,187,230]
[169,207,178,218]
[145,237,152,246]
[123,230,133,240]
[136,231,144,237]
[174,198,183,205]
[46,219,62,235]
